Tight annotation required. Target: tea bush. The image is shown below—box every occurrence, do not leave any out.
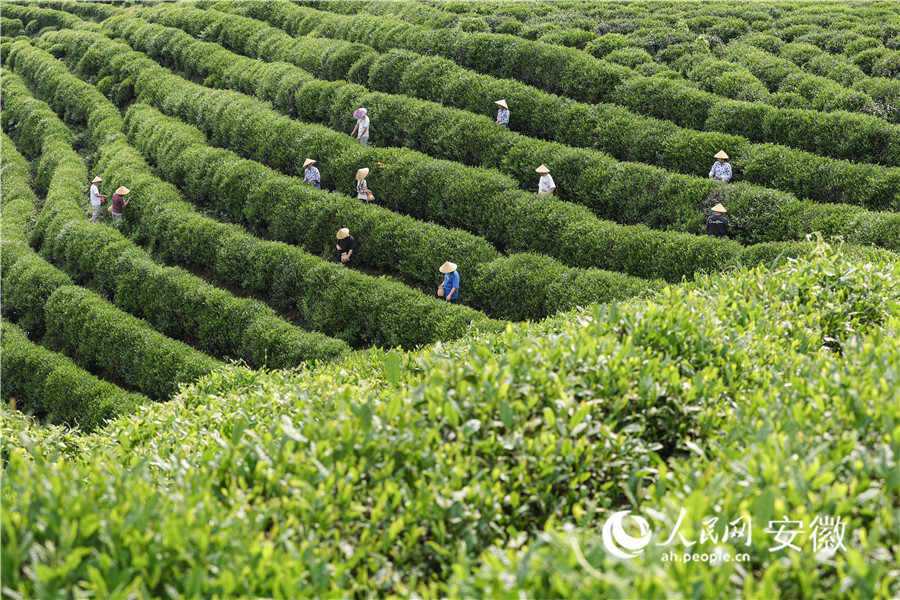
[1,320,146,431]
[6,37,496,349]
[124,103,663,322]
[129,2,900,211]
[220,0,900,167]
[3,244,897,597]
[1,68,350,367]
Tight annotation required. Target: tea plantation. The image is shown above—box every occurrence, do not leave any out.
[1,1,898,597]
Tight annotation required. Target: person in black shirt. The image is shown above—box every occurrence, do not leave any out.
[335,228,355,264]
[706,203,729,238]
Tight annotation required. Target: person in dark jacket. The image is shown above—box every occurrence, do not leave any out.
[109,186,130,223]
[706,203,729,238]
[335,228,355,264]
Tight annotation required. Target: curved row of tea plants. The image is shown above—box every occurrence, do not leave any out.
[38,28,753,285]
[391,0,900,120]
[218,0,900,166]
[124,102,660,322]
[0,134,222,403]
[0,319,147,432]
[30,1,900,212]
[111,5,900,221]
[5,38,498,349]
[1,68,351,368]
[307,0,893,120]
[2,242,897,597]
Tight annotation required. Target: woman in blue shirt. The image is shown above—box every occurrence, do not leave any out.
[709,150,732,183]
[437,261,459,303]
[495,100,510,128]
[303,158,321,189]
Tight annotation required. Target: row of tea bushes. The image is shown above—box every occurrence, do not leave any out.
[42,26,748,284]
[35,1,900,213]
[5,38,500,349]
[1,67,350,368]
[720,41,877,112]
[217,0,900,167]
[124,102,663,322]
[323,0,883,119]
[0,134,222,403]
[0,319,146,432]
[3,243,896,597]
[92,13,900,253]
[0,132,76,338]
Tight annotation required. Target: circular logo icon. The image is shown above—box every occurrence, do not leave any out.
[602,511,652,559]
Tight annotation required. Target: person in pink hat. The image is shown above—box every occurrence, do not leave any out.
[351,108,370,146]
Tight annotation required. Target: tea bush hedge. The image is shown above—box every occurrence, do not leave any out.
[97,14,900,251]
[42,285,223,401]
[41,26,747,283]
[1,67,350,368]
[130,2,900,211]
[124,103,663,322]
[0,137,221,403]
[6,37,495,349]
[719,41,875,112]
[1,320,146,431]
[219,0,900,167]
[3,244,897,597]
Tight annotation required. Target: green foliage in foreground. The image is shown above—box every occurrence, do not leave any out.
[3,245,897,598]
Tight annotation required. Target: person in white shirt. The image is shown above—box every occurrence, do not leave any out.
[351,108,370,146]
[495,99,510,127]
[89,175,107,223]
[536,165,556,196]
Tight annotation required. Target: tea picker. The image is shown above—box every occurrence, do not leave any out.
[709,150,732,183]
[536,164,556,196]
[303,158,321,189]
[495,99,510,127]
[706,203,729,238]
[437,262,460,303]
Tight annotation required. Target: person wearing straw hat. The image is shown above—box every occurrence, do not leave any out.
[437,261,460,303]
[709,150,732,183]
[302,158,321,189]
[351,108,370,146]
[335,228,355,265]
[356,168,374,204]
[536,165,556,196]
[89,175,107,223]
[109,186,130,223]
[706,203,729,238]
[495,99,510,127]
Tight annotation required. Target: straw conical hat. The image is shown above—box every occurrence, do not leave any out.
[115,186,130,195]
[91,176,102,183]
[356,168,370,180]
[535,164,550,174]
[711,203,727,213]
[495,99,508,109]
[336,228,350,240]
[439,261,457,274]
[303,158,316,167]
[714,150,729,159]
